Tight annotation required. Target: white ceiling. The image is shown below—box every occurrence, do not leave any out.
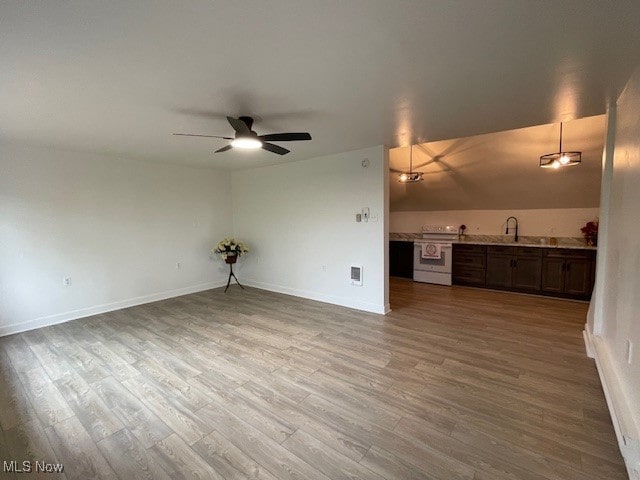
[1,1,639,170]
[390,115,605,211]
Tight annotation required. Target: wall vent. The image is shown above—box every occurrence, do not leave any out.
[350,265,363,286]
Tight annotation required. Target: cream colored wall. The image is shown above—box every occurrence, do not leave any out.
[390,116,604,212]
[390,208,599,237]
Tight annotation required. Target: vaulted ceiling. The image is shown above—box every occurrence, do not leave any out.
[390,115,605,211]
[1,1,639,169]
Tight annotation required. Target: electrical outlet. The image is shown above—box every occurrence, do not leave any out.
[63,277,71,286]
[176,262,181,270]
[627,340,634,364]
[321,265,327,272]
[362,207,370,222]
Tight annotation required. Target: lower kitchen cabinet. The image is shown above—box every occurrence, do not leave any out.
[542,249,596,299]
[486,246,542,292]
[513,253,543,291]
[453,243,595,300]
[452,244,486,286]
[389,241,414,279]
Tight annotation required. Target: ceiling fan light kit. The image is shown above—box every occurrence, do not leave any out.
[398,144,424,183]
[173,115,312,156]
[231,137,262,149]
[539,122,581,169]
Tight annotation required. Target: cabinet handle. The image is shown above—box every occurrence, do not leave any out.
[512,259,516,268]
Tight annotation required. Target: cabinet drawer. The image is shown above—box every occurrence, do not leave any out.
[454,244,486,254]
[453,266,486,286]
[543,248,594,259]
[453,253,486,268]
[487,245,514,255]
[516,247,543,257]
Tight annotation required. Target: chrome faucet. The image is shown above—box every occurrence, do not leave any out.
[505,216,519,242]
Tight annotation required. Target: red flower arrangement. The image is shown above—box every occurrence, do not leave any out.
[581,221,599,246]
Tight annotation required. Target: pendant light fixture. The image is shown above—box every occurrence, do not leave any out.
[398,144,424,182]
[540,122,581,169]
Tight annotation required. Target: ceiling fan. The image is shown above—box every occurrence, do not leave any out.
[173,116,312,155]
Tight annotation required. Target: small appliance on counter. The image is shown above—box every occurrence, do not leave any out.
[413,225,458,285]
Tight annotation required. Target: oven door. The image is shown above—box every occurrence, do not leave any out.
[413,242,453,274]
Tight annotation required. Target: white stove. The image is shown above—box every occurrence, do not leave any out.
[413,225,458,285]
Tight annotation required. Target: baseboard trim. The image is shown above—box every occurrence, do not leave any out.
[585,328,640,478]
[0,281,226,337]
[242,279,387,315]
[583,327,595,358]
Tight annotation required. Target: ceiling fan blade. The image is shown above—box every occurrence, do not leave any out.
[173,133,233,139]
[261,142,290,155]
[227,116,251,135]
[214,145,233,153]
[258,132,312,142]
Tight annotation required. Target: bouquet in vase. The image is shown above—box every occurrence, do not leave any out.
[213,238,249,260]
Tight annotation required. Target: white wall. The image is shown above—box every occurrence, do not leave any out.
[585,68,640,476]
[390,208,599,237]
[0,144,232,335]
[231,146,389,314]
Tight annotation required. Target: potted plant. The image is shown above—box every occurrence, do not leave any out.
[580,221,599,246]
[213,238,249,264]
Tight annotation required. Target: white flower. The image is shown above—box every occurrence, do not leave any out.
[213,237,249,259]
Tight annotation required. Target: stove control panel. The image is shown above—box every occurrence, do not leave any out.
[421,225,458,234]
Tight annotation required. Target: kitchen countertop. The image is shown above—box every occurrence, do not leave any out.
[390,232,597,250]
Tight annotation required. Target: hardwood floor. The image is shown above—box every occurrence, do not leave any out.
[0,278,627,479]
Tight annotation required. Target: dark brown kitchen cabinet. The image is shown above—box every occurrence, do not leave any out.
[389,241,413,279]
[452,244,486,286]
[513,254,543,291]
[485,247,513,288]
[542,249,595,299]
[486,246,542,292]
[452,243,595,300]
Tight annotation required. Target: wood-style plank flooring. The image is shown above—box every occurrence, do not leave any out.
[0,278,627,479]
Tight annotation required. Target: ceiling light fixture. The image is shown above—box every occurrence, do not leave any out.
[540,122,581,169]
[231,136,262,149]
[398,144,424,183]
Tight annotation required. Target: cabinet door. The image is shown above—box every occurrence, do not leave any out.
[486,255,513,288]
[542,257,565,293]
[389,241,400,277]
[564,258,592,296]
[513,256,542,291]
[397,242,414,278]
[389,241,413,279]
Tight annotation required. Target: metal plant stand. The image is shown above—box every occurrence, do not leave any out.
[224,256,244,293]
